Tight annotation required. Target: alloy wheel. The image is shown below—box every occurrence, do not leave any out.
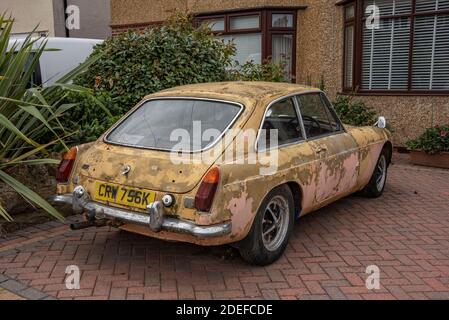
[262,195,290,251]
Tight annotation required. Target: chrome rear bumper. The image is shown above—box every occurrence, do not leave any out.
[50,188,231,238]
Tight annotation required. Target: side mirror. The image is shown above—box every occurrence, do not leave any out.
[375,116,387,129]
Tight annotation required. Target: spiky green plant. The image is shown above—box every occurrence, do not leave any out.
[0,14,103,221]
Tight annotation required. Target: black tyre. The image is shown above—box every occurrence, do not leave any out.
[360,148,389,198]
[238,185,295,266]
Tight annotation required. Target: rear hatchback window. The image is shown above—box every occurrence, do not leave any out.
[106,99,242,151]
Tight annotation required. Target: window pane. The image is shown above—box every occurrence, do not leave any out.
[107,99,241,151]
[344,25,354,88]
[219,34,262,64]
[416,0,438,12]
[362,17,410,90]
[412,14,449,90]
[320,93,343,131]
[201,18,225,31]
[229,15,260,30]
[416,0,449,12]
[345,5,355,20]
[357,0,449,92]
[440,0,449,10]
[297,94,336,138]
[364,0,412,17]
[272,14,293,28]
[259,99,303,149]
[272,34,293,80]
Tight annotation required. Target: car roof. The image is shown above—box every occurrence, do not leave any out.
[146,81,321,106]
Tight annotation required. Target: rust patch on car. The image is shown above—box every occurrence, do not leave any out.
[227,191,254,235]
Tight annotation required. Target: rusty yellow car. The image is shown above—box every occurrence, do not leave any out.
[51,82,392,265]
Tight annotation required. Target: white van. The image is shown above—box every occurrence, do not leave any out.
[8,37,103,87]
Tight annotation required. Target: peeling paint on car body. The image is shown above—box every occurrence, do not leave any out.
[56,81,392,246]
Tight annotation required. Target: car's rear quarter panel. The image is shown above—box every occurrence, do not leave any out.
[218,143,317,243]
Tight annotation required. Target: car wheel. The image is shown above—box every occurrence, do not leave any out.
[238,185,294,266]
[360,148,389,198]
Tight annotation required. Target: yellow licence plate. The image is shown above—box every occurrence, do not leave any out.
[94,182,156,210]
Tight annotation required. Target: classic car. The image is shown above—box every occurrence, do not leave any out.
[51,82,392,265]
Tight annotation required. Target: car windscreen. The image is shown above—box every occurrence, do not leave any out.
[106,99,242,151]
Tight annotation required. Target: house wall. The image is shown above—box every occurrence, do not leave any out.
[111,0,449,146]
[0,0,56,37]
[111,0,187,27]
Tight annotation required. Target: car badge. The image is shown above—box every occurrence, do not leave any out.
[122,165,131,176]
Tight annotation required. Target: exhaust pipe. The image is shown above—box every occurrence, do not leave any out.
[70,219,107,230]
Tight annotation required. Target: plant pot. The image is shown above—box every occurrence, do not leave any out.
[409,150,449,169]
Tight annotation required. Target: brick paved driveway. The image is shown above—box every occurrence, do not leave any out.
[1,158,449,300]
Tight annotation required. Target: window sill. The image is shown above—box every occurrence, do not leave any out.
[339,90,449,97]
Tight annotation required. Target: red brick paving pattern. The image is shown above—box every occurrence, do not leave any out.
[1,160,449,300]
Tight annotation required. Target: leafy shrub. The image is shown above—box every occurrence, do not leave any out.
[73,12,235,120]
[230,60,288,82]
[333,95,377,126]
[61,92,120,146]
[406,125,449,155]
[67,12,288,144]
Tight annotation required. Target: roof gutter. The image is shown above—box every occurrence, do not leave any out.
[195,5,308,17]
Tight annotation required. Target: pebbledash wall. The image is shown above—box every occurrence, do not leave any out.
[110,0,449,146]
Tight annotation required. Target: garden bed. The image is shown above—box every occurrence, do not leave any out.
[0,161,73,237]
[410,151,449,169]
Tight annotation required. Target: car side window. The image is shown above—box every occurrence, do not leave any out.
[297,93,339,139]
[320,93,343,132]
[259,98,304,149]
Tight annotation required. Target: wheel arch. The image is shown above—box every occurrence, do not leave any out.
[383,141,393,165]
[258,181,303,219]
[286,181,303,219]
[235,180,302,246]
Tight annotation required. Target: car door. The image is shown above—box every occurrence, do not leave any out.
[257,97,318,215]
[296,92,360,205]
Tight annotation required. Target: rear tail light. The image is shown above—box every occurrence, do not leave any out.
[194,167,220,212]
[56,147,78,183]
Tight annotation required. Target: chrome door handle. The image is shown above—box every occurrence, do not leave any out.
[317,147,327,153]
